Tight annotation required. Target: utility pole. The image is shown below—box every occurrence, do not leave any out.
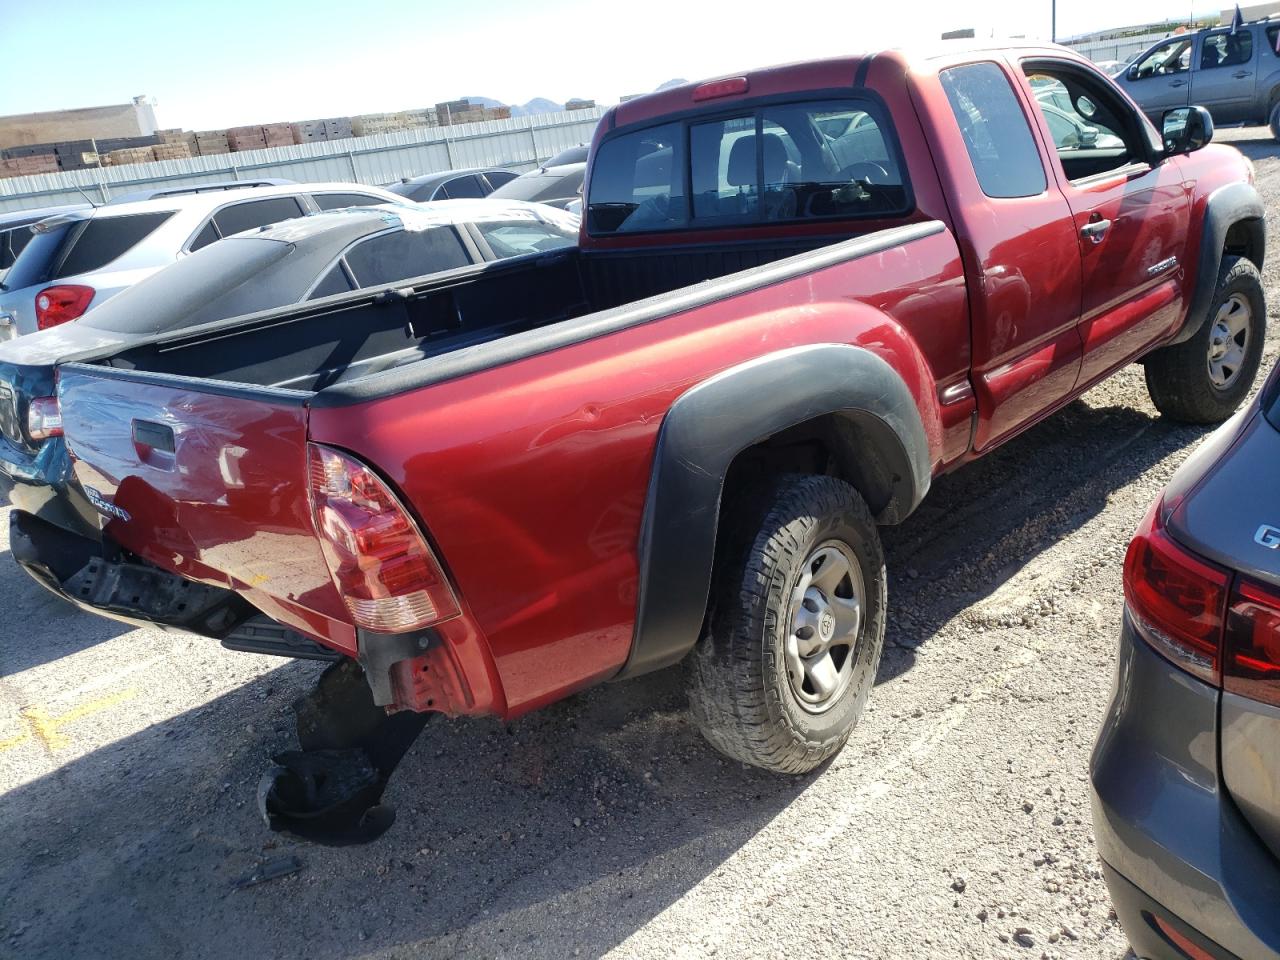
[1051,0,1057,42]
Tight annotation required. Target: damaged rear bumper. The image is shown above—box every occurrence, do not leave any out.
[8,509,338,661]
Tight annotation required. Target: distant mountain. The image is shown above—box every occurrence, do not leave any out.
[655,78,688,91]
[459,96,568,117]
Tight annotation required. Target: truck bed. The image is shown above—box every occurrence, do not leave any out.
[97,235,861,397]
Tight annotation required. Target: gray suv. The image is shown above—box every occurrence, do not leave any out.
[1114,20,1280,137]
[1092,352,1280,959]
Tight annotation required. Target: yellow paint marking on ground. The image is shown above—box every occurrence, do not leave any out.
[0,688,138,754]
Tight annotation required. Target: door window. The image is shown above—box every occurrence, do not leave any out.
[1131,38,1192,78]
[213,196,307,237]
[439,175,486,199]
[343,227,470,287]
[312,192,387,210]
[1024,68,1142,180]
[940,62,1047,199]
[1200,30,1253,69]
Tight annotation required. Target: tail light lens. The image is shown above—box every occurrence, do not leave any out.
[1123,498,1229,685]
[307,443,459,633]
[1223,578,1280,706]
[35,284,94,330]
[26,396,62,441]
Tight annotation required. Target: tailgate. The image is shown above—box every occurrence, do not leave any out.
[57,363,356,653]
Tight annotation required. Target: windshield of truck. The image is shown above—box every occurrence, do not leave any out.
[588,99,909,235]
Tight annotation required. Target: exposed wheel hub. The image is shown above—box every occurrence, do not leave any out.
[1207,293,1251,389]
[785,541,864,714]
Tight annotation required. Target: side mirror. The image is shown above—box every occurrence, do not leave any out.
[1079,125,1100,147]
[1127,63,1139,81]
[1162,105,1214,154]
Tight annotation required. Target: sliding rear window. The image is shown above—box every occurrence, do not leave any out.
[587,98,910,235]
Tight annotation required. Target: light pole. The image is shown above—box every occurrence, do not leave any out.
[1051,0,1057,42]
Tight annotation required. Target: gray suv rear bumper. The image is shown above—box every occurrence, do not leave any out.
[1091,614,1280,959]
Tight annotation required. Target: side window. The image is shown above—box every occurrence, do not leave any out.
[1024,67,1142,180]
[212,196,307,238]
[941,62,1047,199]
[1269,25,1280,56]
[343,227,470,287]
[307,262,355,299]
[1200,31,1253,70]
[1132,38,1192,79]
[439,175,485,199]
[484,170,518,189]
[188,220,220,252]
[312,193,385,211]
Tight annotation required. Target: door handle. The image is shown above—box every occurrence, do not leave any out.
[1170,79,1187,87]
[1080,218,1111,243]
[1233,70,1253,78]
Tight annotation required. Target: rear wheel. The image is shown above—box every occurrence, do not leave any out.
[686,475,886,774]
[1269,102,1280,141]
[1144,255,1265,424]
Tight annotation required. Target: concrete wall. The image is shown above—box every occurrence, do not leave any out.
[0,102,151,150]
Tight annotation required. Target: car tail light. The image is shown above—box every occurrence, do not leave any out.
[35,285,94,330]
[1223,577,1280,706]
[26,396,62,441]
[307,443,459,633]
[1123,498,1229,685]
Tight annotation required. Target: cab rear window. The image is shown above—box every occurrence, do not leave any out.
[587,99,910,235]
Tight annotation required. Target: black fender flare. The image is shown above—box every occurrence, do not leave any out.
[1171,182,1266,345]
[616,343,932,680]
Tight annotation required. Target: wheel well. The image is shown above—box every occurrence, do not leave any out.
[1224,218,1265,272]
[721,412,910,525]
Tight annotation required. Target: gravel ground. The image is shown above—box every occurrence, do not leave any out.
[2,128,1279,960]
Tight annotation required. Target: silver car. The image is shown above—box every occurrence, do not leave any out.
[0,181,411,339]
[1092,357,1280,959]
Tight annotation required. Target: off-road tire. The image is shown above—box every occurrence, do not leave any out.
[686,475,886,774]
[1144,255,1265,424]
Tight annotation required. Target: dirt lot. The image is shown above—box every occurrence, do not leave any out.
[2,129,1279,960]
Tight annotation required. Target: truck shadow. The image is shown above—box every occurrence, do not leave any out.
[0,537,132,676]
[0,378,1217,960]
[1212,128,1280,161]
[877,387,1213,683]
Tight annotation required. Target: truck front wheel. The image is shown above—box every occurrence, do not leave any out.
[1144,255,1265,424]
[687,475,886,774]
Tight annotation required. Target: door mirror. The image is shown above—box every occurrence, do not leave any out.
[1127,63,1139,81]
[1079,125,1100,147]
[1162,105,1214,154]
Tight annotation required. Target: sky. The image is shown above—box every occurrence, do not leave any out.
[0,0,1227,130]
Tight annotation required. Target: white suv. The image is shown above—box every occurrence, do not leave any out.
[0,182,412,339]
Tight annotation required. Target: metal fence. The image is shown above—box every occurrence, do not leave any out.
[0,107,607,213]
[1064,28,1182,65]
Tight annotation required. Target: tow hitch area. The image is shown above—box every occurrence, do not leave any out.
[258,658,431,846]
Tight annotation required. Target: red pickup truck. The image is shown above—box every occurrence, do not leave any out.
[13,45,1266,831]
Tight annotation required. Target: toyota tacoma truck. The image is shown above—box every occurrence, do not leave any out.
[11,45,1267,841]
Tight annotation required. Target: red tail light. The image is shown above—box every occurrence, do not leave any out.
[35,284,94,330]
[307,443,459,633]
[26,396,62,441]
[1223,578,1280,706]
[1123,498,1229,685]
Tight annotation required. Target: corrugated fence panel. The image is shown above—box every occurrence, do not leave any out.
[0,108,605,213]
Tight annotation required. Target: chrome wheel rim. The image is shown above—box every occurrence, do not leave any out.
[1207,294,1251,389]
[784,540,864,714]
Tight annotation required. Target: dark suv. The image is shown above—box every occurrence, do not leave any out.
[1115,20,1280,137]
